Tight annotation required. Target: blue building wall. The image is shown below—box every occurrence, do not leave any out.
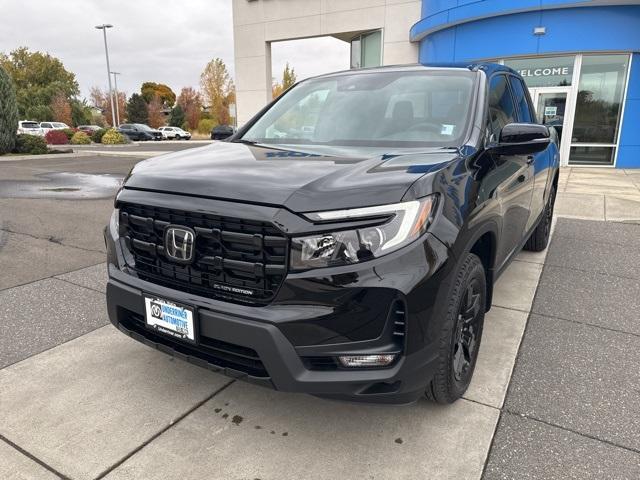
[411,1,640,167]
[617,53,640,169]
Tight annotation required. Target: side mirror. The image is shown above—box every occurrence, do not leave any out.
[490,123,550,155]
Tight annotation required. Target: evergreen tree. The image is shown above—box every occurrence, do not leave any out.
[126,93,148,124]
[169,105,185,128]
[0,65,19,154]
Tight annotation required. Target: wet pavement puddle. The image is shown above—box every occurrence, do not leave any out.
[0,172,123,199]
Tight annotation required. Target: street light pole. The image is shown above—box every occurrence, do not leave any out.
[111,71,121,127]
[95,24,116,127]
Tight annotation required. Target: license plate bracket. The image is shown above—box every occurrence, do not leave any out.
[143,296,197,344]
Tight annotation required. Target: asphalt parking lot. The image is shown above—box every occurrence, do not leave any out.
[1,147,639,479]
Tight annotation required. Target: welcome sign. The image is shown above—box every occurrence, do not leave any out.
[505,56,574,87]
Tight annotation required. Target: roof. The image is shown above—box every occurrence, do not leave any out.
[303,62,515,82]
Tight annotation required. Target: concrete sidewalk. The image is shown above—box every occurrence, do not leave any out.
[555,168,640,222]
[484,218,640,479]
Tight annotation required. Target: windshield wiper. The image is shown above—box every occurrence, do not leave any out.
[233,138,258,145]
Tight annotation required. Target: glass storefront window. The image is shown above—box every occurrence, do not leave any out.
[505,56,574,87]
[571,54,629,144]
[350,37,361,69]
[569,54,630,166]
[569,146,616,166]
[350,30,381,69]
[362,30,382,68]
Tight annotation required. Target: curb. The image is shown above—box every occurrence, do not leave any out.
[0,152,96,162]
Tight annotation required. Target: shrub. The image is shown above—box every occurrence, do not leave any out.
[91,128,108,143]
[71,131,91,145]
[13,134,48,155]
[101,128,127,145]
[45,129,69,145]
[197,118,216,134]
[61,128,76,141]
[0,65,19,154]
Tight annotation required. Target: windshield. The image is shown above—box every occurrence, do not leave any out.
[53,123,67,128]
[240,70,476,148]
[22,122,40,128]
[135,124,152,131]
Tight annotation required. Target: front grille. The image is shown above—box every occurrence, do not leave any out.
[302,356,340,371]
[124,311,269,377]
[391,300,407,339]
[118,203,288,304]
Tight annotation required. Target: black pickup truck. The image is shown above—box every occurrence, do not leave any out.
[105,63,559,404]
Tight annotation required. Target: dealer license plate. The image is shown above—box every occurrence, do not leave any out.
[144,296,196,343]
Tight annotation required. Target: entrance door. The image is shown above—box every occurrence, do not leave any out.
[530,87,571,166]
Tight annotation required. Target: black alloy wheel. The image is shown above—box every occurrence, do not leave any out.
[452,280,482,382]
[425,253,486,404]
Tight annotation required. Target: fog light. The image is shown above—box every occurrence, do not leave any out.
[338,354,397,368]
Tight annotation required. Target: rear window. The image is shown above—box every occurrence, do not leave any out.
[22,122,40,128]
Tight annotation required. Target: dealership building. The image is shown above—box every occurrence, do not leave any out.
[232,0,640,168]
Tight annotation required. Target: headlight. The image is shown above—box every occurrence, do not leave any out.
[110,208,120,236]
[291,195,437,270]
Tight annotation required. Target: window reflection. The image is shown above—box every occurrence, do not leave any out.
[572,55,629,144]
[569,146,616,166]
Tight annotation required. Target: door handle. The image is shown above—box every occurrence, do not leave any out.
[526,155,535,165]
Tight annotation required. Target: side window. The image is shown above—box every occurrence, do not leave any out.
[509,76,534,123]
[488,75,516,141]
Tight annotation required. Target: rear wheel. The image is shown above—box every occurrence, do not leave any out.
[524,184,556,252]
[425,253,486,404]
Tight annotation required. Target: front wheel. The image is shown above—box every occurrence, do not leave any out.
[524,184,556,252]
[425,253,486,404]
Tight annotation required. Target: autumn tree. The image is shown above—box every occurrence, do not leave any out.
[0,47,79,120]
[200,58,235,126]
[176,87,202,130]
[141,82,176,107]
[147,95,164,128]
[50,92,72,125]
[126,93,148,124]
[272,62,297,99]
[90,86,126,126]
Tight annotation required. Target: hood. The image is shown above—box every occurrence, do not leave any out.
[123,141,460,212]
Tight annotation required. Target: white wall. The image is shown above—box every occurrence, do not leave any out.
[232,0,421,125]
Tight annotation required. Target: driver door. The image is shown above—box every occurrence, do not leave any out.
[487,74,535,269]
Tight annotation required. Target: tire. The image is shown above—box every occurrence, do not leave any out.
[425,253,486,404]
[524,184,556,252]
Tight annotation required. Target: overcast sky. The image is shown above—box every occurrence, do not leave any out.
[0,0,349,101]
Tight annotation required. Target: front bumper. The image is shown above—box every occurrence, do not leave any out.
[109,274,445,404]
[105,194,455,404]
